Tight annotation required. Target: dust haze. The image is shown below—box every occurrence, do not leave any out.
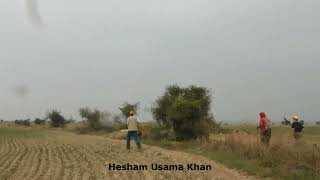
[98,111,114,128]
[0,0,319,122]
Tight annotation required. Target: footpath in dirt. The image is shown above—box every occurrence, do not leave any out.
[0,129,256,180]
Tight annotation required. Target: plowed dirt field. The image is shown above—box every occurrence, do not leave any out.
[0,128,256,180]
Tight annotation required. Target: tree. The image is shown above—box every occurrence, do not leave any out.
[169,97,203,139]
[151,85,215,140]
[46,110,66,128]
[119,102,140,119]
[79,107,103,130]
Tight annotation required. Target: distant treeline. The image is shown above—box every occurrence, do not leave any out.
[5,84,320,138]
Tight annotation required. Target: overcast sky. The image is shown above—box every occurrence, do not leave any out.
[0,0,319,122]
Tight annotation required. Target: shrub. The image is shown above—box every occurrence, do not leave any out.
[169,97,204,140]
[79,107,116,131]
[217,133,320,176]
[14,119,31,126]
[316,121,320,125]
[46,110,66,128]
[151,84,217,140]
[34,118,46,125]
[119,102,140,119]
[24,120,31,126]
[79,107,103,130]
[148,124,175,141]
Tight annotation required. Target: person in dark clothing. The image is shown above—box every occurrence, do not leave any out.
[291,116,304,139]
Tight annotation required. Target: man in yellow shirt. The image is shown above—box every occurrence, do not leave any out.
[127,111,142,150]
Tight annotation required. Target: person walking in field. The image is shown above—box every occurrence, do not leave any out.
[257,112,272,146]
[291,115,304,140]
[126,111,142,150]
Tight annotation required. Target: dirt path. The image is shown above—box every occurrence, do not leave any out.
[0,128,257,180]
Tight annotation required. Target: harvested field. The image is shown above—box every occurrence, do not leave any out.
[0,128,256,180]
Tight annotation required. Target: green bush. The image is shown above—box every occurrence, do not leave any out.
[169,97,204,140]
[34,118,46,125]
[46,110,66,128]
[151,84,217,140]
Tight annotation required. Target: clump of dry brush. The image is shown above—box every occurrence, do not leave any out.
[203,132,320,176]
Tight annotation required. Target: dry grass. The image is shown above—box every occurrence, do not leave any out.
[137,124,320,179]
[198,132,320,178]
[0,122,17,128]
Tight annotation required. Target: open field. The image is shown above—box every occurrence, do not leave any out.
[0,127,255,180]
[1,123,319,180]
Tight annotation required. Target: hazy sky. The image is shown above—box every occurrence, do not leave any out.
[0,0,319,122]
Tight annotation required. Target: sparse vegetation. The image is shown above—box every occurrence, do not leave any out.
[79,107,105,130]
[119,102,140,119]
[1,84,319,180]
[34,118,46,125]
[78,107,124,132]
[216,133,320,179]
[142,125,320,180]
[46,110,66,128]
[14,119,31,126]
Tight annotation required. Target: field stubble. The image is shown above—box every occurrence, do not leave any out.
[0,128,256,180]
